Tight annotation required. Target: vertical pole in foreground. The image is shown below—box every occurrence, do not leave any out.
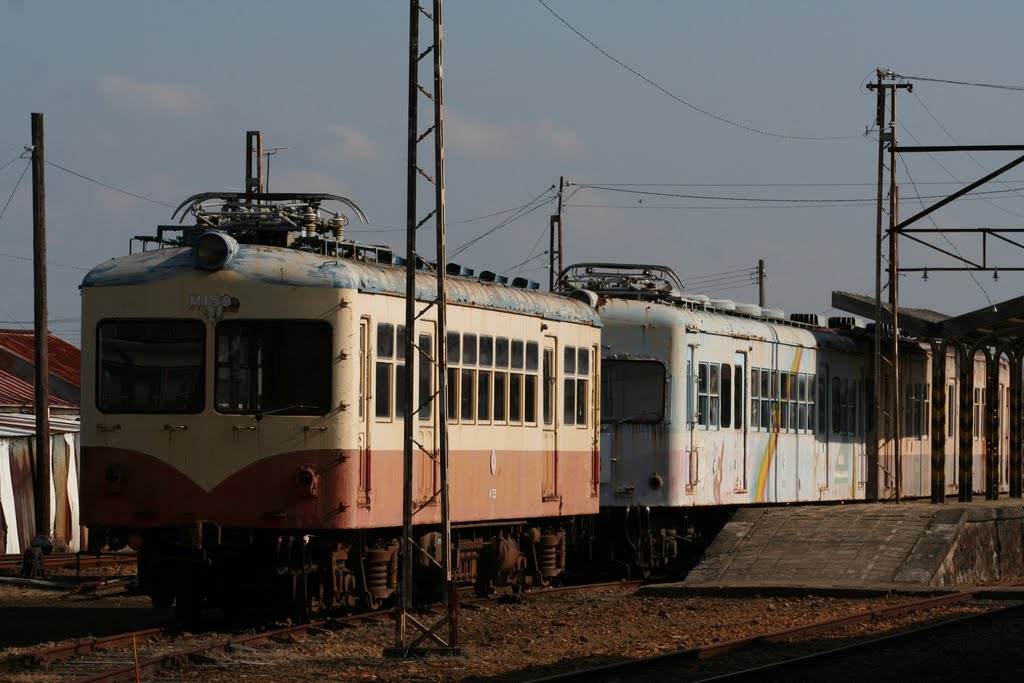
[432,0,455,647]
[389,0,458,656]
[31,112,51,539]
[395,0,419,650]
[870,73,886,502]
[888,88,902,504]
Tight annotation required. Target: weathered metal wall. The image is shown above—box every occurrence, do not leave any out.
[0,432,80,553]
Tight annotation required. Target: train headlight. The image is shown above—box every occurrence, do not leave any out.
[193,231,238,271]
[295,465,320,499]
[105,464,123,494]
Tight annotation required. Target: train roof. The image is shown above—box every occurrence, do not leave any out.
[82,244,601,327]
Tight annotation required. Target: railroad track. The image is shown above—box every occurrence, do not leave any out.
[688,602,1024,681]
[524,588,1019,682]
[0,580,640,683]
[0,552,137,572]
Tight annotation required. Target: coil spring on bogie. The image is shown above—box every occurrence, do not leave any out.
[364,548,393,597]
[538,534,560,578]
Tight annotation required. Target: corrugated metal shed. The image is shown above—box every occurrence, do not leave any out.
[0,413,80,437]
[0,330,81,410]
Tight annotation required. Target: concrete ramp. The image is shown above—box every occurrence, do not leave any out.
[685,501,1024,588]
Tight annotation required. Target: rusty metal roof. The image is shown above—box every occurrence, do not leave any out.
[0,412,80,437]
[832,290,1024,348]
[0,330,81,410]
[0,330,80,386]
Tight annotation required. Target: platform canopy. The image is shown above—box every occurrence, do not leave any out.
[832,290,1024,348]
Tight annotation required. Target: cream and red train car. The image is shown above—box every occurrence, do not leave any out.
[79,193,601,617]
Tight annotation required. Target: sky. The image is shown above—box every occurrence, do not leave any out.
[4,1,1024,346]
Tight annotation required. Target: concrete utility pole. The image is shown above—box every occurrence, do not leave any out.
[549,177,564,292]
[758,259,766,307]
[31,112,51,539]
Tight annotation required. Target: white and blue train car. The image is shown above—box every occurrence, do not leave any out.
[561,264,870,573]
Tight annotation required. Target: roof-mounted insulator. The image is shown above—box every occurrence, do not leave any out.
[331,214,346,241]
[303,206,318,237]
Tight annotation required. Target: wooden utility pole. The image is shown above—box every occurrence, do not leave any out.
[31,112,51,539]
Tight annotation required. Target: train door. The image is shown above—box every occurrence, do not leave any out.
[817,362,830,495]
[542,337,557,500]
[357,317,371,507]
[735,351,748,491]
[686,344,697,491]
[415,326,436,506]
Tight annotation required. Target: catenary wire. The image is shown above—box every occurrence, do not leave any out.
[897,152,993,306]
[45,160,175,208]
[537,0,857,141]
[891,73,1024,92]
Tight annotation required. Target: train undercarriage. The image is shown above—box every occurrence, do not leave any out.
[89,518,590,622]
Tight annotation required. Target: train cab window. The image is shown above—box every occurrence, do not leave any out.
[760,369,771,430]
[780,373,791,432]
[750,368,760,430]
[831,377,857,436]
[216,321,331,416]
[375,324,394,419]
[98,320,205,413]
[543,347,554,425]
[601,360,664,424]
[395,325,408,419]
[574,347,589,426]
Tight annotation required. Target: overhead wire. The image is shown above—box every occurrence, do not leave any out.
[0,159,30,226]
[896,151,993,306]
[449,185,556,258]
[536,0,857,141]
[891,73,1024,93]
[45,160,175,208]
[908,91,1024,219]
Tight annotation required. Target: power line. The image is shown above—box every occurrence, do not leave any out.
[0,159,30,225]
[450,186,556,257]
[908,92,1024,219]
[572,180,975,188]
[0,150,29,175]
[536,0,857,141]
[45,160,175,208]
[892,73,1024,92]
[0,250,88,271]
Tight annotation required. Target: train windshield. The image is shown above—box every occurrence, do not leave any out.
[97,320,205,413]
[600,360,665,424]
[215,321,331,416]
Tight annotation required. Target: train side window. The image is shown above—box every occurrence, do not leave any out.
[564,345,577,425]
[750,368,760,431]
[760,368,771,430]
[480,336,494,367]
[527,342,539,372]
[447,331,460,365]
[418,334,432,420]
[511,340,525,370]
[574,347,589,426]
[395,325,408,419]
[543,347,554,425]
[509,372,523,423]
[99,320,205,413]
[496,337,509,367]
[447,367,458,422]
[463,333,478,365]
[697,362,721,429]
[478,369,491,422]
[782,374,790,432]
[215,320,331,417]
[378,323,394,359]
[720,364,732,428]
[494,370,507,422]
[461,367,475,422]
